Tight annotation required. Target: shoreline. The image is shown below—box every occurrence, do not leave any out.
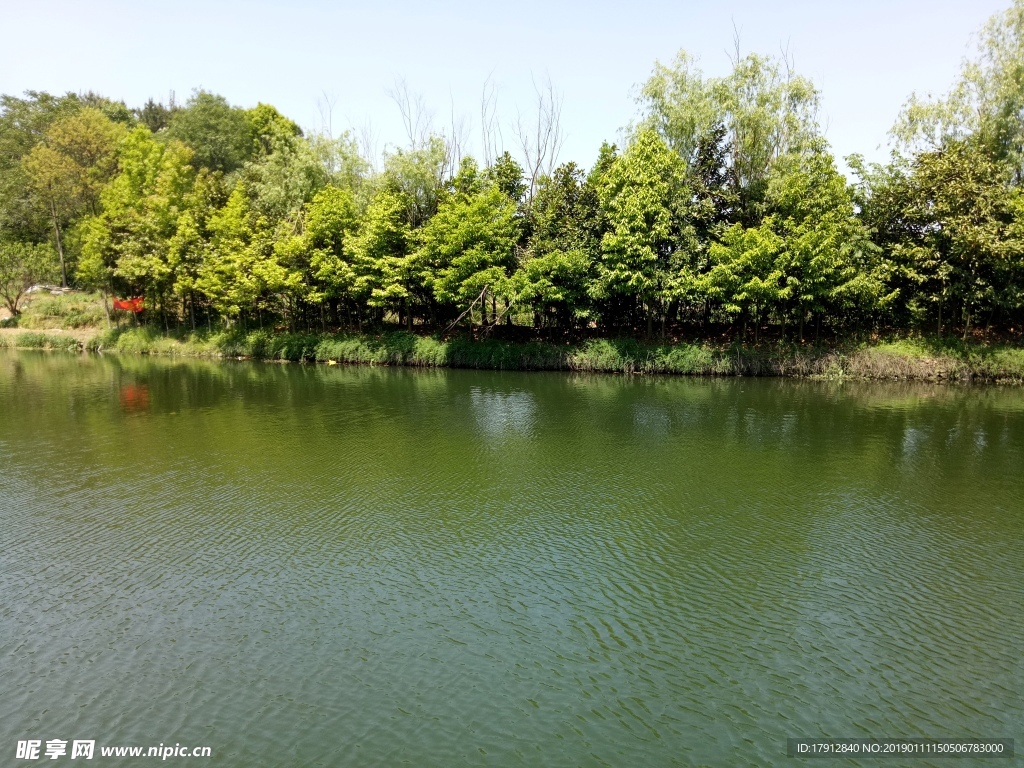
[3,326,1024,383]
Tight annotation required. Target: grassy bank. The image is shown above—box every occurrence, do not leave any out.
[4,324,1024,383]
[0,330,88,353]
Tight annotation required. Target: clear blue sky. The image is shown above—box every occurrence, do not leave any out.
[1,0,1009,174]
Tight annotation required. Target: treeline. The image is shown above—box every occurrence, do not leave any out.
[3,3,1024,342]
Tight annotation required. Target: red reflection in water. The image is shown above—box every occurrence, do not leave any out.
[119,383,150,413]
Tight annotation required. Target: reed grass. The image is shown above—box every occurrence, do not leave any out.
[40,327,1019,382]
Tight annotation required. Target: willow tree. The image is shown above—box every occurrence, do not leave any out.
[893,0,1024,178]
[636,49,820,225]
[877,0,1024,333]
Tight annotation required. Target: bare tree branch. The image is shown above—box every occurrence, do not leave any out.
[445,91,470,178]
[480,74,503,167]
[353,117,380,173]
[442,284,490,335]
[728,19,743,64]
[315,90,338,139]
[512,73,565,199]
[387,77,434,150]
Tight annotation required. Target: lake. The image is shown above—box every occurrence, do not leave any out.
[1,350,1021,766]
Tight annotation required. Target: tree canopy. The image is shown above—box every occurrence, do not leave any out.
[4,4,1024,343]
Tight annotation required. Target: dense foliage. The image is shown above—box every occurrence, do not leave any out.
[4,3,1024,342]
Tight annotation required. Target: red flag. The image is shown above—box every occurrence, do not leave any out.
[113,297,144,313]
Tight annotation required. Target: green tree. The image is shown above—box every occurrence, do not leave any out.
[242,127,328,224]
[766,144,887,337]
[167,91,252,174]
[311,132,370,200]
[666,123,740,325]
[893,0,1024,177]
[22,107,127,286]
[246,103,302,159]
[519,162,601,328]
[195,186,265,322]
[595,129,686,335]
[704,220,786,342]
[0,91,81,244]
[78,92,135,126]
[381,136,449,227]
[167,169,228,328]
[418,159,520,327]
[351,188,414,327]
[486,151,528,204]
[272,184,361,327]
[77,127,195,323]
[637,50,820,224]
[242,118,334,326]
[0,239,58,315]
[134,97,180,133]
[880,140,1024,335]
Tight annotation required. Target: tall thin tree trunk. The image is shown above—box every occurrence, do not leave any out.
[49,195,67,288]
[101,286,111,328]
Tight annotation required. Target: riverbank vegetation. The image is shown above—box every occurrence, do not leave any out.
[3,3,1024,371]
[3,323,1024,382]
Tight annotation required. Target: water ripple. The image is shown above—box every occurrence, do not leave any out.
[0,351,1021,767]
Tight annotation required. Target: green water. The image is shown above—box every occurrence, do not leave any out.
[1,350,1021,767]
